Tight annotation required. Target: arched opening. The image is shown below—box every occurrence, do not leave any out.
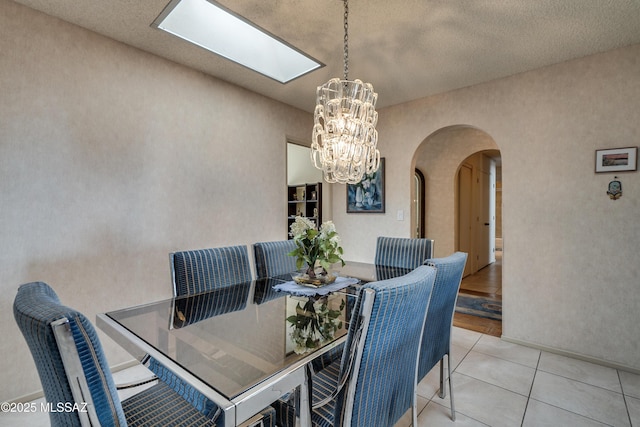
[411,125,502,335]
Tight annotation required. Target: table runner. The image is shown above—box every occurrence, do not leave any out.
[273,276,359,296]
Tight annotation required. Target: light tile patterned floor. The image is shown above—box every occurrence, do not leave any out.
[396,327,639,427]
[3,327,639,426]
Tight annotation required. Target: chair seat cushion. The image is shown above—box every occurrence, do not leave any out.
[276,361,342,427]
[310,361,341,427]
[122,380,217,426]
[143,358,277,426]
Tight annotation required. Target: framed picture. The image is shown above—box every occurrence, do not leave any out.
[347,158,385,213]
[595,147,637,173]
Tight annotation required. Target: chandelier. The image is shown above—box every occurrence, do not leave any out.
[310,0,380,184]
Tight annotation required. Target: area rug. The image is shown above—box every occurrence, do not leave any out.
[455,293,502,320]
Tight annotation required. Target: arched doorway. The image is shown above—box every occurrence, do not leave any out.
[411,125,502,335]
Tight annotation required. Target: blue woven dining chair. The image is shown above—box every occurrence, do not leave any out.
[311,236,434,371]
[279,265,437,427]
[253,240,298,304]
[13,281,220,426]
[418,252,468,421]
[374,236,434,272]
[170,245,252,297]
[311,239,433,373]
[253,240,298,278]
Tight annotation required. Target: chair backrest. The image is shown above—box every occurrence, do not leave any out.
[172,281,250,328]
[418,252,468,381]
[374,237,434,270]
[253,240,298,278]
[170,245,252,296]
[13,282,126,426]
[335,265,437,426]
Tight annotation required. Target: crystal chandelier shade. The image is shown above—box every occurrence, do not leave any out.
[310,0,380,184]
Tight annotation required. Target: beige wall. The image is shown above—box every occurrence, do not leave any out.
[0,0,312,401]
[333,43,640,372]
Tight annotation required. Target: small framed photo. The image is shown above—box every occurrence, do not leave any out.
[595,147,637,173]
[347,158,385,213]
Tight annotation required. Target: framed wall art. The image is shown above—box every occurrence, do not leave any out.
[595,147,637,173]
[347,158,385,213]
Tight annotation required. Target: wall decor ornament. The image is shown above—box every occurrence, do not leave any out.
[595,147,637,173]
[607,177,622,200]
[346,158,385,213]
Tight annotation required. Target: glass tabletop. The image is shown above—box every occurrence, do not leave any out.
[103,262,412,403]
[105,278,350,400]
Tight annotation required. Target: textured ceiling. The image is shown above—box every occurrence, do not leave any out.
[12,0,640,112]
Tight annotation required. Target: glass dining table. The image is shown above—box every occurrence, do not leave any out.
[96,262,412,427]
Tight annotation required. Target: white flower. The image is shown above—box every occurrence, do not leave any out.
[319,221,342,246]
[288,217,344,271]
[319,220,335,237]
[330,233,341,245]
[289,216,315,238]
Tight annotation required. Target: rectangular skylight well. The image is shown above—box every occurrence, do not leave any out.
[152,0,323,83]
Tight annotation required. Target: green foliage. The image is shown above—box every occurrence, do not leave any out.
[288,216,345,276]
[287,298,346,354]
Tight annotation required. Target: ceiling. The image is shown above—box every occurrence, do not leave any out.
[12,0,640,112]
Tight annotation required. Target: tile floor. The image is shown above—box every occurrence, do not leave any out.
[4,326,639,426]
[395,327,640,427]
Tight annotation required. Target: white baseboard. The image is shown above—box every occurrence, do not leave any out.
[111,358,143,373]
[501,335,640,375]
[9,390,44,404]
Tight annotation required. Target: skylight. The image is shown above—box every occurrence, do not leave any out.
[152,0,323,83]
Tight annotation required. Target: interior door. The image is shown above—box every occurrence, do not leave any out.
[458,164,473,277]
[477,159,496,269]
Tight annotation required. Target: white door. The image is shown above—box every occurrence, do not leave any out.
[477,158,496,269]
[458,164,473,277]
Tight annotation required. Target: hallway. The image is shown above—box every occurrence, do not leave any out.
[453,253,502,337]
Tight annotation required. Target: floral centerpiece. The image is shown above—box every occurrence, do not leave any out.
[288,216,345,284]
[287,297,345,354]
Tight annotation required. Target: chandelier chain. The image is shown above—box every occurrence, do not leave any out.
[343,0,349,81]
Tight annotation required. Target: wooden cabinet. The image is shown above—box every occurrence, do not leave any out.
[287,182,322,236]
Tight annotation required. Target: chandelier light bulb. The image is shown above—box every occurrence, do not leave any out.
[311,79,380,184]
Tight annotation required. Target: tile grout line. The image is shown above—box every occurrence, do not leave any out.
[520,349,542,426]
[618,369,634,427]
[450,331,529,426]
[535,365,628,396]
[523,352,630,426]
[415,327,637,426]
